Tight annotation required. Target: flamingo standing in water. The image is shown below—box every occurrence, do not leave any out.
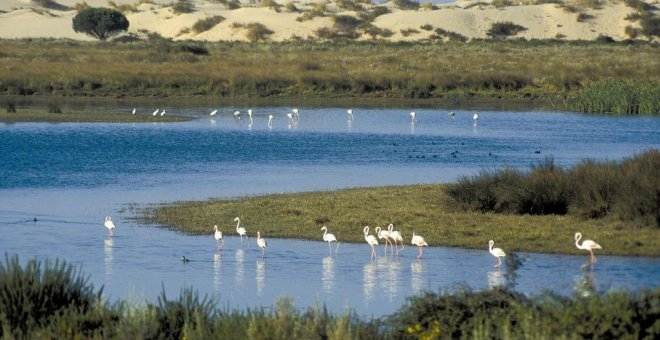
[292,108,299,120]
[488,240,506,267]
[575,232,602,263]
[375,226,392,255]
[247,109,253,124]
[347,109,354,120]
[448,111,455,120]
[214,225,224,249]
[235,217,248,246]
[363,226,379,259]
[411,233,428,259]
[473,112,479,125]
[268,114,273,128]
[132,108,136,115]
[388,224,404,255]
[257,231,267,257]
[286,113,294,125]
[104,216,116,237]
[321,226,339,254]
[152,109,159,116]
[233,110,241,119]
[409,111,417,123]
[160,109,166,117]
[209,109,218,116]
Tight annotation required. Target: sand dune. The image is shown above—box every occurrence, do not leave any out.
[0,0,652,42]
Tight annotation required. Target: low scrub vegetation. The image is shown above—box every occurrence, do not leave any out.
[1,256,657,338]
[573,80,659,114]
[447,150,660,226]
[191,15,225,34]
[0,39,657,103]
[487,21,527,38]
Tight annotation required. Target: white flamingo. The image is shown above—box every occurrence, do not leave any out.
[214,225,224,249]
[321,226,339,254]
[575,232,602,263]
[257,231,267,257]
[388,224,404,255]
[132,108,136,115]
[448,111,455,120]
[247,109,253,124]
[104,216,116,237]
[411,233,428,259]
[488,240,506,267]
[347,109,354,120]
[286,113,294,124]
[363,226,379,259]
[235,217,248,245]
[268,114,273,128]
[209,109,218,116]
[473,112,479,125]
[160,109,166,117]
[375,226,392,255]
[409,111,416,122]
[292,108,299,120]
[233,110,241,119]
[152,108,159,116]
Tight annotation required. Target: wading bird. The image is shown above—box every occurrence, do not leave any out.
[257,231,267,257]
[268,114,273,128]
[214,225,224,249]
[152,109,159,116]
[347,109,354,120]
[181,256,190,263]
[575,232,602,263]
[411,233,428,259]
[448,111,455,120]
[321,226,339,254]
[410,111,416,123]
[363,226,379,260]
[375,226,392,255]
[473,112,479,125]
[388,224,404,255]
[287,113,294,124]
[488,240,506,268]
[132,108,136,115]
[292,108,299,120]
[160,109,166,117]
[104,216,116,237]
[233,110,241,119]
[235,217,248,245]
[209,109,217,116]
[247,109,253,123]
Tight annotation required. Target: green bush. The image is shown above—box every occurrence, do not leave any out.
[393,0,420,10]
[447,150,660,226]
[171,0,195,14]
[72,7,129,41]
[245,23,275,42]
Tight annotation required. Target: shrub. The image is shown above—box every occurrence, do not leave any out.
[73,2,89,11]
[0,255,104,336]
[171,0,195,14]
[624,25,640,39]
[487,21,526,38]
[3,101,16,113]
[393,0,420,10]
[640,16,660,38]
[284,1,298,12]
[261,0,281,11]
[191,15,225,34]
[48,102,62,113]
[400,28,419,37]
[72,7,129,41]
[420,23,433,31]
[245,23,275,41]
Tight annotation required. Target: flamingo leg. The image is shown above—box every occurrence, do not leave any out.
[335,242,339,254]
[328,241,332,253]
[417,246,422,259]
[220,239,224,249]
[371,245,376,259]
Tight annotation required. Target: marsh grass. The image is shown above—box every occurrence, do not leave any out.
[141,182,660,257]
[0,108,190,123]
[0,39,657,105]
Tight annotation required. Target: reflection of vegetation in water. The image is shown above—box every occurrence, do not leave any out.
[2,255,658,338]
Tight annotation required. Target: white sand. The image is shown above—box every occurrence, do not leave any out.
[0,0,649,42]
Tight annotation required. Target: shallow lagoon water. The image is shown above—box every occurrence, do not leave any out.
[1,107,659,316]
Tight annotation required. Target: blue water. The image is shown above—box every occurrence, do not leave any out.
[0,107,658,317]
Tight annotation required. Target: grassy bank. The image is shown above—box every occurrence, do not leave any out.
[1,39,658,113]
[0,108,190,123]
[142,182,660,257]
[1,256,658,339]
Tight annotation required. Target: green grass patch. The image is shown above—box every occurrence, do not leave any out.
[140,182,660,257]
[0,108,190,123]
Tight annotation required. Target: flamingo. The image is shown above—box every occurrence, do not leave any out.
[247,109,253,124]
[410,111,416,122]
[488,240,506,267]
[411,233,428,259]
[575,232,602,263]
[347,109,354,120]
[214,225,224,249]
[152,108,159,116]
[209,109,218,116]
[104,216,116,237]
[132,108,136,115]
[292,108,299,120]
[321,226,339,253]
[448,111,455,120]
[473,112,479,125]
[375,226,392,255]
[257,231,267,257]
[363,226,379,259]
[160,109,166,117]
[286,113,294,124]
[235,217,248,245]
[268,114,273,127]
[233,110,241,119]
[388,224,404,255]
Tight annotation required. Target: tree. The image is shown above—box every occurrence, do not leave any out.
[72,7,129,41]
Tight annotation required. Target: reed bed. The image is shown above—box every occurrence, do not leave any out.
[1,255,658,339]
[0,39,657,112]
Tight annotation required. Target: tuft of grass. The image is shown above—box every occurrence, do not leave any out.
[487,21,527,38]
[171,0,194,14]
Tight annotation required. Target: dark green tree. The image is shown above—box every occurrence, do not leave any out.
[72,7,129,41]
